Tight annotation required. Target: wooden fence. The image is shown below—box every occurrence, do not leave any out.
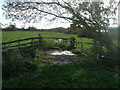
[1,37,41,49]
[1,36,94,53]
[0,36,70,49]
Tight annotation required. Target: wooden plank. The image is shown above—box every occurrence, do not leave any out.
[1,37,40,45]
[2,42,32,49]
[43,37,69,40]
[76,42,93,44]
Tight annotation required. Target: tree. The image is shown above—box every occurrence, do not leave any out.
[3,24,17,31]
[28,26,37,31]
[2,0,118,50]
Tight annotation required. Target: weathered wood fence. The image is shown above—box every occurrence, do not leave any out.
[1,37,42,49]
[0,36,70,49]
[0,36,94,53]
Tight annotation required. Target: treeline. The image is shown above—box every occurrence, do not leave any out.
[44,27,79,34]
[2,25,38,31]
[2,24,79,34]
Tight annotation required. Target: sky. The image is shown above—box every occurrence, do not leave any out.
[0,0,71,29]
[0,0,118,29]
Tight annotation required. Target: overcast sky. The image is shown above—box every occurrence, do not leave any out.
[0,0,118,29]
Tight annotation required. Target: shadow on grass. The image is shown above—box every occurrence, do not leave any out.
[3,64,119,88]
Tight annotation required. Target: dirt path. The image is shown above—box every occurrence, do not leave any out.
[43,50,80,65]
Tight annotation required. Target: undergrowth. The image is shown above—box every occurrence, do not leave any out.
[3,64,119,88]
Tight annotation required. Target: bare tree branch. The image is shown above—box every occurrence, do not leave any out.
[2,0,118,30]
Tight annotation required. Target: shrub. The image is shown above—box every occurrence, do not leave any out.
[2,48,39,79]
[55,42,69,50]
[34,49,45,64]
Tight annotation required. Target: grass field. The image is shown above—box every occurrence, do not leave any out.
[2,31,93,43]
[2,31,93,52]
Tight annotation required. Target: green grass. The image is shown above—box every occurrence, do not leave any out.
[2,31,93,52]
[2,31,119,88]
[3,64,119,88]
[2,31,92,42]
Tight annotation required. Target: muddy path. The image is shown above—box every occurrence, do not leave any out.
[43,50,81,65]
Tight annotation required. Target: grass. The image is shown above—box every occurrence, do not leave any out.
[2,31,93,53]
[3,64,119,88]
[2,31,93,42]
[2,31,119,88]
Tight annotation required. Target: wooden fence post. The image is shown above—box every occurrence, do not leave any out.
[70,37,75,50]
[31,39,33,46]
[3,43,6,49]
[81,43,83,53]
[38,34,43,49]
[39,34,42,42]
[18,41,20,49]
[76,41,78,50]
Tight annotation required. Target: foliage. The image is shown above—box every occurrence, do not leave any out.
[27,26,37,31]
[3,24,17,31]
[2,33,45,79]
[3,64,119,88]
[34,49,46,64]
[55,41,69,50]
[2,26,78,35]
[2,0,117,27]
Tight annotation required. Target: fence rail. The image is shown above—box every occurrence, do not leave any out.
[1,36,71,49]
[1,37,70,45]
[1,37,42,45]
[75,42,94,44]
[1,36,94,51]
